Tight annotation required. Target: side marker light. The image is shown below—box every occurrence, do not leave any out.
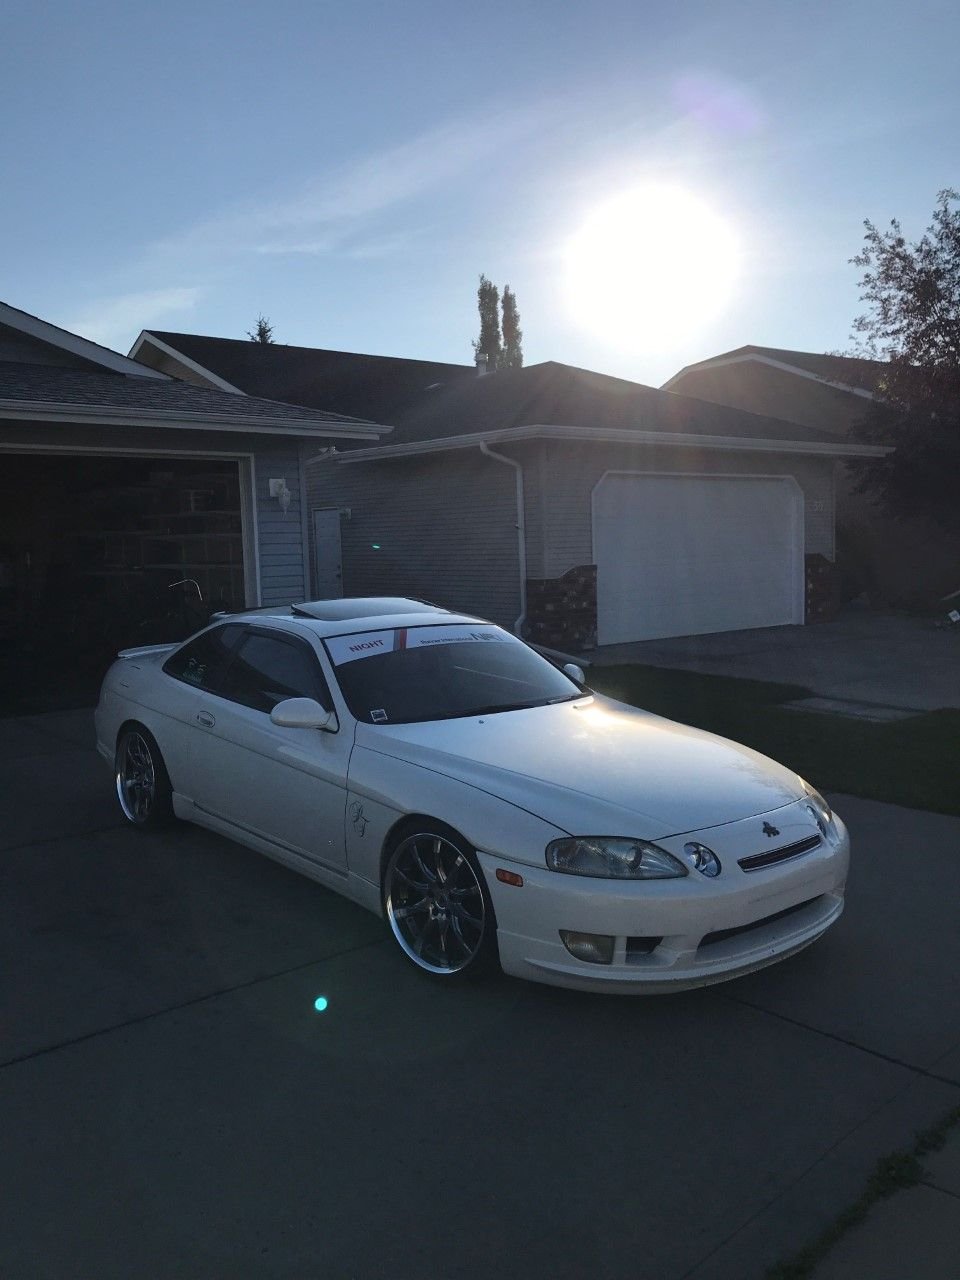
[496,869,524,887]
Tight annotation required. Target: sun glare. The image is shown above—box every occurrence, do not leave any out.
[563,184,740,350]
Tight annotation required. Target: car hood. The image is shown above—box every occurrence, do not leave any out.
[358,695,805,839]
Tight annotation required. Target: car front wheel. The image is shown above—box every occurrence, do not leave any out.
[383,825,499,979]
[115,726,173,829]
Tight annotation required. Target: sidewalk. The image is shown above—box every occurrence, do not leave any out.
[808,1122,960,1278]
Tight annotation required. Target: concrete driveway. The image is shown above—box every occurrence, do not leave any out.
[2,711,959,1280]
[585,608,960,713]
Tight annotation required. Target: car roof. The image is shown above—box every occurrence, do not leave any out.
[213,597,488,638]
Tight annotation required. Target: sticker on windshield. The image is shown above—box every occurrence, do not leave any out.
[370,709,388,724]
[326,625,508,666]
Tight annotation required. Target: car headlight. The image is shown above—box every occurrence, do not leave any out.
[800,779,834,836]
[546,837,688,879]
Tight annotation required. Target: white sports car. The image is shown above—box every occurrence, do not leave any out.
[95,597,849,993]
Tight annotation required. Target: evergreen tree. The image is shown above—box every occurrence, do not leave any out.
[247,315,275,343]
[500,284,523,368]
[472,274,501,370]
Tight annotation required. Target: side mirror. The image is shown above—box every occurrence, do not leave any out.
[270,697,338,732]
[562,662,586,686]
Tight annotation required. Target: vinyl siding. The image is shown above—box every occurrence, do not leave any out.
[253,445,307,604]
[526,440,835,578]
[307,449,521,627]
[667,362,865,437]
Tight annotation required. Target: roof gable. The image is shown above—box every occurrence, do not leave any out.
[0,300,169,379]
[664,345,884,397]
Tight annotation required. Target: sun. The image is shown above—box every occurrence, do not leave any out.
[562,184,740,350]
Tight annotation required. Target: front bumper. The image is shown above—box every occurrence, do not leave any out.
[478,806,849,994]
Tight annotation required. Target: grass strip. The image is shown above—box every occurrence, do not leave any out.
[587,665,960,817]
[765,1104,960,1279]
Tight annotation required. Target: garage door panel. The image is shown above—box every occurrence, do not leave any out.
[594,474,803,644]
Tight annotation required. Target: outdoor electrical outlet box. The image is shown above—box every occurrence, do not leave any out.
[268,479,286,498]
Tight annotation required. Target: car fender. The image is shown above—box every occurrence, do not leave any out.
[344,743,568,889]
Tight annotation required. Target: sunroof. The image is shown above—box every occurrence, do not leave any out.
[291,597,448,621]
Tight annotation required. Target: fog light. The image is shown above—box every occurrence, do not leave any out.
[559,930,615,964]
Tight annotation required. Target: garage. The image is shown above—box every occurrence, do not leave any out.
[0,454,246,712]
[593,472,805,644]
[0,301,387,714]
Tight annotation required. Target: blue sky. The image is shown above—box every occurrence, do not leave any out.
[2,0,958,386]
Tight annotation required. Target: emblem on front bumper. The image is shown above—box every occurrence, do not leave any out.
[762,822,780,838]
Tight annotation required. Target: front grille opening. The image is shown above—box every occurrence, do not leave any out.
[739,835,821,872]
[626,935,663,958]
[699,897,822,950]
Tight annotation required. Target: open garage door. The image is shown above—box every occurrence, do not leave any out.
[0,455,245,712]
[593,473,804,645]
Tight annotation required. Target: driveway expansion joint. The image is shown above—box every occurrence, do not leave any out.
[724,992,960,1088]
[920,1178,960,1203]
[0,936,388,1072]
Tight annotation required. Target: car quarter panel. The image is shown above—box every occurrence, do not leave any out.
[95,652,202,795]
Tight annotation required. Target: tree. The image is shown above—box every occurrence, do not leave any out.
[500,284,523,368]
[847,189,960,531]
[247,315,275,343]
[472,274,501,370]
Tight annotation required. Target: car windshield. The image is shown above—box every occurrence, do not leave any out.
[325,624,585,725]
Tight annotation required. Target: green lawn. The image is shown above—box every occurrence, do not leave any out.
[586,665,960,817]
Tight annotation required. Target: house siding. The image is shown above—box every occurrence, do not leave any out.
[527,440,835,578]
[668,362,865,437]
[253,445,307,604]
[307,449,521,626]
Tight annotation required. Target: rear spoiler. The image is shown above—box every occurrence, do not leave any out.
[117,642,180,660]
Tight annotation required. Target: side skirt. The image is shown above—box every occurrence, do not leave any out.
[171,793,382,916]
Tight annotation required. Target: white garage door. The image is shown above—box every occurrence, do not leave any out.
[594,473,804,644]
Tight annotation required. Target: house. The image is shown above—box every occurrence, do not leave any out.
[0,302,387,711]
[663,345,958,607]
[131,331,886,651]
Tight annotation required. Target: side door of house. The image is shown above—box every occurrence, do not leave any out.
[313,509,343,599]
[190,627,351,871]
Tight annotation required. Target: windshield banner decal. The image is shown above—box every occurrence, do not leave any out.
[326,625,508,665]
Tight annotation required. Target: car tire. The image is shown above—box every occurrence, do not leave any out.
[115,725,174,829]
[382,823,500,980]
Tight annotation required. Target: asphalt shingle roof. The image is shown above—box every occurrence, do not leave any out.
[144,334,839,448]
[148,332,476,426]
[0,362,382,432]
[377,360,842,445]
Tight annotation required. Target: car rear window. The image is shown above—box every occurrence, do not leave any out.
[163,624,245,691]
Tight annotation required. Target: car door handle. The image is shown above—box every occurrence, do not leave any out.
[196,712,216,727]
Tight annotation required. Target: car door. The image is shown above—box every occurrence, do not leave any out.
[189,626,351,870]
[158,623,247,780]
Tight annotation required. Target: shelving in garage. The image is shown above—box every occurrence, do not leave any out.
[0,456,246,712]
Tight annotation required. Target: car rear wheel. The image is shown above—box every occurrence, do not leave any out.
[383,825,499,979]
[115,727,173,829]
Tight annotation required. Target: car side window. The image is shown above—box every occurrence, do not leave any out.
[218,631,330,714]
[163,624,245,691]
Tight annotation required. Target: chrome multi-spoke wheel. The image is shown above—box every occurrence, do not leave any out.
[384,829,495,977]
[115,728,172,828]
